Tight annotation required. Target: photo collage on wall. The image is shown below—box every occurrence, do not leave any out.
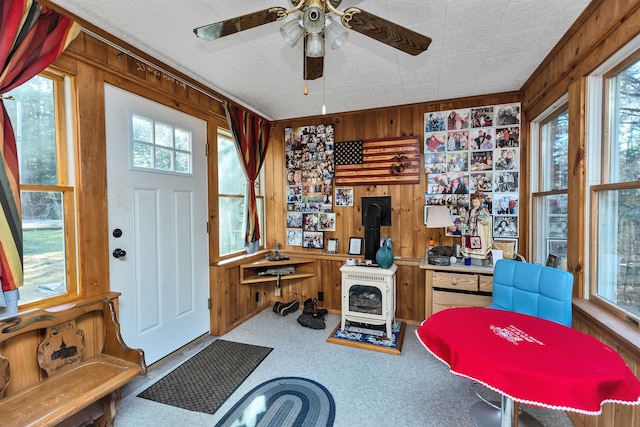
[424,103,521,243]
[285,125,336,248]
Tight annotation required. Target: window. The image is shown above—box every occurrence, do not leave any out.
[531,100,569,264]
[5,72,77,305]
[130,113,193,174]
[217,129,264,256]
[592,52,640,319]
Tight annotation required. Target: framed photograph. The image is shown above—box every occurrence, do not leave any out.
[327,238,338,254]
[318,213,336,231]
[286,228,303,246]
[348,237,363,255]
[335,187,354,207]
[493,239,518,260]
[302,231,324,249]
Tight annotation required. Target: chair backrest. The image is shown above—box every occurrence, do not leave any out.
[489,259,574,326]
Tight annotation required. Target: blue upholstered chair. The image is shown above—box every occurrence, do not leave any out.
[488,259,574,326]
[472,259,574,416]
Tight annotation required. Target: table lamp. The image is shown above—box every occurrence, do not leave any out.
[425,205,455,265]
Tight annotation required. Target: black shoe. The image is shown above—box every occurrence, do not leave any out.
[302,297,327,317]
[273,302,282,314]
[278,300,299,316]
[297,312,326,329]
[303,306,328,317]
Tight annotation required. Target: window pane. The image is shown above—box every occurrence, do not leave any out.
[155,147,173,170]
[155,122,173,147]
[609,60,640,183]
[218,135,246,195]
[21,191,66,302]
[5,75,58,185]
[534,194,568,264]
[542,109,569,191]
[175,128,191,151]
[596,188,640,316]
[132,114,153,143]
[175,151,190,173]
[219,196,245,255]
[133,142,153,168]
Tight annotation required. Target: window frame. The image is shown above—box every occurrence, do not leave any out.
[530,97,569,265]
[587,43,640,322]
[216,127,265,260]
[17,70,78,309]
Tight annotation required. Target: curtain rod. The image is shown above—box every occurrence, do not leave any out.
[81,27,225,105]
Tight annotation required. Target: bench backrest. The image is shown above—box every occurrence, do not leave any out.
[0,293,145,397]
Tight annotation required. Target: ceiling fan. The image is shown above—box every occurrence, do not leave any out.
[193,0,432,81]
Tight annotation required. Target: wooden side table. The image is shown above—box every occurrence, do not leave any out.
[420,257,494,318]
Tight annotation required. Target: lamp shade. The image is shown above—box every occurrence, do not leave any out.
[280,18,304,47]
[324,17,348,49]
[306,33,325,58]
[425,205,454,229]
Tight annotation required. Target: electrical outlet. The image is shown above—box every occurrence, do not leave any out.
[275,287,281,297]
[255,291,259,302]
[318,291,324,302]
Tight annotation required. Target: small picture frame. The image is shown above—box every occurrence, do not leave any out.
[327,238,338,254]
[348,237,363,255]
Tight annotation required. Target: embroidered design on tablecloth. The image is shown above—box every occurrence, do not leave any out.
[490,324,545,346]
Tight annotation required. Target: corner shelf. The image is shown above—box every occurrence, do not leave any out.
[239,257,316,285]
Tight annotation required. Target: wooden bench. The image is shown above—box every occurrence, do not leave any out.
[0,292,147,427]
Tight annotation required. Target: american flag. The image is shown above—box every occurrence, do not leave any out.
[334,136,421,186]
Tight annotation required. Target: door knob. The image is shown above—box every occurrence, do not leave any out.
[112,248,127,259]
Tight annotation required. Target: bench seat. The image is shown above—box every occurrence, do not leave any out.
[0,354,142,426]
[0,293,146,427]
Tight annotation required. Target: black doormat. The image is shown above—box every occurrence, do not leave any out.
[138,339,272,414]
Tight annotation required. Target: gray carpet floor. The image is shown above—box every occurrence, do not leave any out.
[115,308,575,426]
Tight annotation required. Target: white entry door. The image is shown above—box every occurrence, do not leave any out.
[104,85,209,364]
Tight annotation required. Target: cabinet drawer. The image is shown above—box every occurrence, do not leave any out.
[478,275,493,293]
[432,271,478,292]
[433,291,492,313]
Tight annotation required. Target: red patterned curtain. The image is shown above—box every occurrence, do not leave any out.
[224,102,272,253]
[0,0,81,293]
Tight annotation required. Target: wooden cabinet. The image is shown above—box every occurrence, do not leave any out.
[239,258,316,285]
[420,258,494,317]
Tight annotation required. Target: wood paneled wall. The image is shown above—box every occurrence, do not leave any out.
[521,1,640,425]
[266,94,522,260]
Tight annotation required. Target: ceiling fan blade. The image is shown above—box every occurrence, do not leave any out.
[194,7,285,41]
[304,34,324,80]
[344,9,432,56]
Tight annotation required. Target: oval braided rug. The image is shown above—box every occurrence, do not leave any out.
[215,377,335,427]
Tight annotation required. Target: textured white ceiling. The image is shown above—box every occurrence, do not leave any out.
[50,0,591,120]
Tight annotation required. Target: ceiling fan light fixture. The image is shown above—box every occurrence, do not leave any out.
[280,17,304,47]
[306,32,325,58]
[324,17,348,49]
[303,4,325,34]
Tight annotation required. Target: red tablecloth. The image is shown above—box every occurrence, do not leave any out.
[416,307,640,415]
